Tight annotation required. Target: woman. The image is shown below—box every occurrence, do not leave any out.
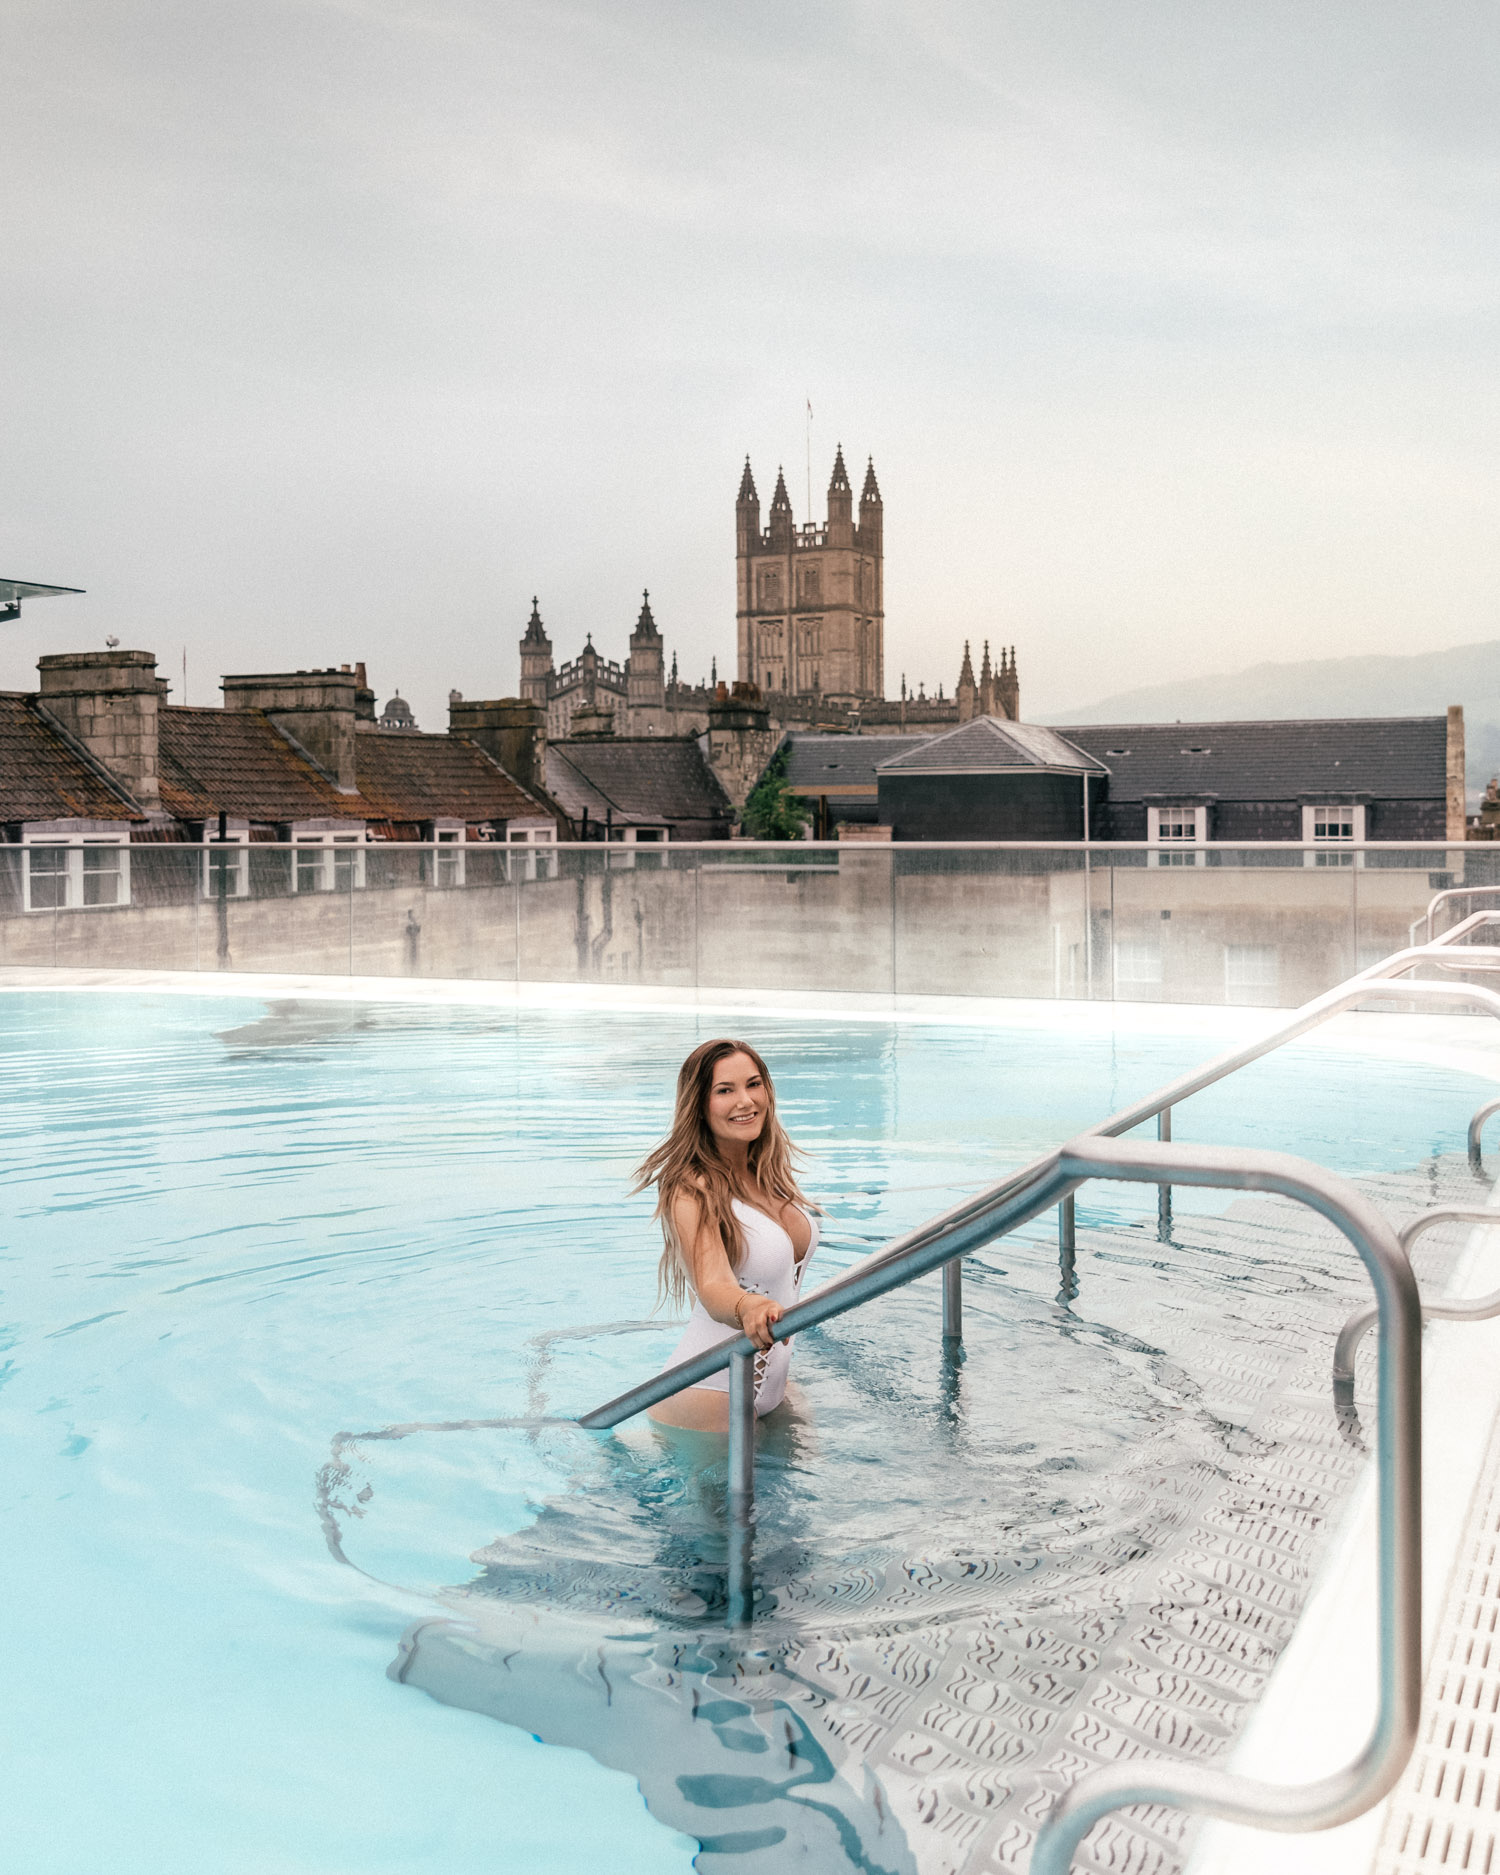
[636,1038,818,1431]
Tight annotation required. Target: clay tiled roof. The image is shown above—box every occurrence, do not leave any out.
[354,730,551,828]
[547,737,731,831]
[1056,718,1447,803]
[0,693,141,823]
[158,707,363,824]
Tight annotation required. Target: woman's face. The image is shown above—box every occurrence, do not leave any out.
[704,1051,768,1150]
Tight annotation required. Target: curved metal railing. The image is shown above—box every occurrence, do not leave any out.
[1414,886,1500,946]
[1472,1096,1500,1165]
[1334,1204,1500,1417]
[581,942,1500,1438]
[573,916,1500,1869]
[1029,1140,1421,1873]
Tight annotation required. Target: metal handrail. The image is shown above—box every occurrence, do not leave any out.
[580,949,1500,1438]
[1414,887,1500,946]
[569,916,1494,1864]
[1334,1205,1500,1405]
[1472,1098,1500,1165]
[1028,1139,1421,1873]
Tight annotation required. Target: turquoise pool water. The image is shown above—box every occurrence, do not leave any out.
[3,990,1492,1874]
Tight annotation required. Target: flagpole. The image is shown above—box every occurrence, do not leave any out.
[805,397,812,520]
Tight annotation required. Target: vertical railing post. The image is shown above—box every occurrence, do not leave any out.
[1058,1191,1079,1303]
[942,1258,962,1342]
[726,1346,756,1627]
[1157,1107,1173,1239]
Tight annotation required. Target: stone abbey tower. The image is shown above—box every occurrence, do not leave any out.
[736,448,884,705]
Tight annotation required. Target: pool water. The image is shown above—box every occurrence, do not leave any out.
[3,990,1491,1874]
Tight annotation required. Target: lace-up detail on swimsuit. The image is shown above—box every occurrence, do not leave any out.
[664,1201,818,1418]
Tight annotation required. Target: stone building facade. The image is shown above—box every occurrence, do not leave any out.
[517,592,716,740]
[732,450,1020,734]
[736,448,884,706]
[511,453,1022,748]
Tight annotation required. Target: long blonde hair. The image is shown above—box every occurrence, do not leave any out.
[633,1038,809,1309]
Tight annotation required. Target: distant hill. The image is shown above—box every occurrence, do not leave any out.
[1040,639,1500,801]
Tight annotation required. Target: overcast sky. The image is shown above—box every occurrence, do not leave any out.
[5,0,1500,730]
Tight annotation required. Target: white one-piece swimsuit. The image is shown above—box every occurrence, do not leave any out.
[664,1199,819,1417]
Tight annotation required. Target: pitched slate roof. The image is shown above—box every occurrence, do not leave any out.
[546,737,731,829]
[354,729,550,827]
[781,733,930,796]
[0,693,141,823]
[158,707,364,824]
[1055,718,1447,802]
[876,716,1105,775]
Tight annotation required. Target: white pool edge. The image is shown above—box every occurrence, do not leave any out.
[1185,1198,1500,1875]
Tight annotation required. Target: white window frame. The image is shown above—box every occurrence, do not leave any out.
[604,824,669,869]
[21,825,132,912]
[1302,802,1365,867]
[201,821,251,899]
[1147,803,1207,867]
[505,819,557,881]
[428,822,466,889]
[1113,938,1164,986]
[1225,943,1279,997]
[290,826,369,894]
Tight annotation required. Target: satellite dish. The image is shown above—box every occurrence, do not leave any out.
[105,635,120,649]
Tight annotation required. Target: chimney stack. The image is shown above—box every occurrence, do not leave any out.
[37,649,162,807]
[449,695,547,794]
[221,668,361,792]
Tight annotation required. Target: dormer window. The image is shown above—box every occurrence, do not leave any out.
[1303,802,1364,866]
[1147,804,1207,866]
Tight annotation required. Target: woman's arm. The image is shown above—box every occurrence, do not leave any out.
[670,1190,783,1352]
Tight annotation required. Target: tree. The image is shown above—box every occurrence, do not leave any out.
[740,745,808,840]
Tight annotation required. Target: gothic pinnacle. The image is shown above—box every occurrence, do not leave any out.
[522,596,549,644]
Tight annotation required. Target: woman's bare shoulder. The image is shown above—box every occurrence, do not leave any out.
[667,1180,708,1220]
